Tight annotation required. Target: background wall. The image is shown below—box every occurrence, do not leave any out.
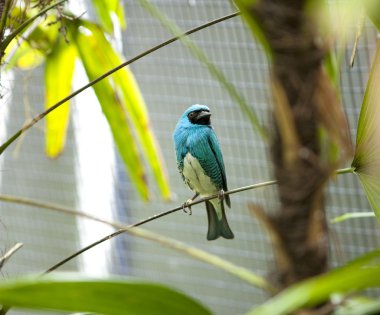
[0,1,379,314]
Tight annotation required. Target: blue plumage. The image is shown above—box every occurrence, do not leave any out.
[173,105,234,240]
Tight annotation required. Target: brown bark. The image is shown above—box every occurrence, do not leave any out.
[248,1,350,291]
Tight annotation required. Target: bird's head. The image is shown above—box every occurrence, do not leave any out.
[182,104,211,126]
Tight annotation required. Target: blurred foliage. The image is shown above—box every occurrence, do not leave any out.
[0,273,211,315]
[352,42,380,222]
[0,0,380,315]
[247,250,380,315]
[2,0,170,200]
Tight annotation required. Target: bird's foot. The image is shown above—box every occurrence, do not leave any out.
[181,193,199,215]
[182,199,193,215]
[218,189,225,201]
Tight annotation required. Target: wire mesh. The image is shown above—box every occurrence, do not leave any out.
[0,1,378,315]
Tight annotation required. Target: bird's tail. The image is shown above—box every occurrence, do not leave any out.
[205,200,234,240]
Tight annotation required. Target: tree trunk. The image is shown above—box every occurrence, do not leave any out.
[249,1,350,291]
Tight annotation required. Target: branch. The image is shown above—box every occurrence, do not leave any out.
[0,167,356,275]
[0,0,13,45]
[0,11,240,155]
[0,242,22,269]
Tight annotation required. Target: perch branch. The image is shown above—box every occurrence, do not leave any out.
[0,242,22,269]
[0,168,354,276]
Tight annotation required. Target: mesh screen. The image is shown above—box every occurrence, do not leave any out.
[0,1,378,314]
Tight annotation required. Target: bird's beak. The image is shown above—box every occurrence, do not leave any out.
[195,110,211,122]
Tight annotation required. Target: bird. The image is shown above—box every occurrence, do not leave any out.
[173,104,234,240]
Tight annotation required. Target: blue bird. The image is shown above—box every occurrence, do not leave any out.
[173,104,234,240]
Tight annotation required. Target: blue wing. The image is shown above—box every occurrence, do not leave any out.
[188,127,230,207]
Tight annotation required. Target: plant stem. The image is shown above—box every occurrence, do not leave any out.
[0,0,12,41]
[335,166,355,174]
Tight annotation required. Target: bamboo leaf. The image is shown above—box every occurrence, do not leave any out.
[70,30,148,199]
[75,21,170,199]
[352,42,380,221]
[5,39,45,69]
[91,0,126,33]
[78,22,170,199]
[246,250,380,315]
[364,0,380,30]
[333,296,380,315]
[71,20,170,200]
[0,274,211,315]
[331,211,375,223]
[232,0,271,56]
[67,20,160,200]
[45,37,76,157]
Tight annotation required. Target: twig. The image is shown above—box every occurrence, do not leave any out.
[0,0,13,45]
[0,167,355,275]
[0,179,277,233]
[349,10,365,68]
[0,242,23,269]
[0,11,241,155]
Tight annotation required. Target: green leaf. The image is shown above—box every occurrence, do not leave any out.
[5,6,61,70]
[246,250,380,315]
[45,37,76,158]
[352,42,380,221]
[333,296,380,315]
[331,211,375,223]
[5,39,45,69]
[91,0,126,33]
[364,0,380,30]
[232,0,271,56]
[0,274,211,315]
[69,19,170,200]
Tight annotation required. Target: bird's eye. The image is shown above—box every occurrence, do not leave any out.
[188,112,197,120]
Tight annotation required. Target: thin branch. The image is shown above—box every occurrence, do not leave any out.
[0,179,277,231]
[0,168,355,276]
[0,0,13,44]
[0,11,241,155]
[0,242,23,269]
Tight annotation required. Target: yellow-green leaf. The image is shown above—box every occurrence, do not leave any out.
[247,250,380,315]
[71,20,170,200]
[233,0,271,57]
[91,0,126,33]
[352,42,380,221]
[6,39,45,69]
[68,21,150,200]
[45,37,76,158]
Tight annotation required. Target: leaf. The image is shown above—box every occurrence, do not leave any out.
[364,0,380,30]
[333,296,380,315]
[5,6,60,69]
[352,42,380,221]
[0,274,211,315]
[5,39,45,69]
[232,0,271,56]
[91,0,126,33]
[246,250,380,315]
[331,211,375,223]
[68,20,171,200]
[44,37,76,157]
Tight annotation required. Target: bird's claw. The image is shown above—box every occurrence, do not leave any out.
[218,189,225,201]
[182,199,192,215]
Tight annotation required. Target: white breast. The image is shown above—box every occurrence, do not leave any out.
[182,153,218,196]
